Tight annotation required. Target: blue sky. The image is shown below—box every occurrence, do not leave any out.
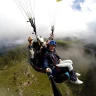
[72,0,84,10]
[0,0,96,45]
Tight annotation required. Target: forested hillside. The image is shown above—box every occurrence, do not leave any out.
[0,40,96,96]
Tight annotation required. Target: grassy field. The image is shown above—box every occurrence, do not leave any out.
[0,59,74,96]
[0,40,96,96]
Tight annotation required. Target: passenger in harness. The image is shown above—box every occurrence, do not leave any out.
[43,40,83,84]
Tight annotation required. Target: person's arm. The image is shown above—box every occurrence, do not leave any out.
[28,39,33,50]
[28,45,33,50]
[59,59,62,63]
[57,55,62,63]
[43,54,49,69]
[48,33,54,40]
[55,51,62,63]
[43,54,51,72]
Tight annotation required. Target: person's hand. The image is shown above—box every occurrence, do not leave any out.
[46,68,51,73]
[50,33,54,38]
[59,59,62,63]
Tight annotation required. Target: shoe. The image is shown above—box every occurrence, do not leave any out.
[76,72,81,77]
[70,78,83,84]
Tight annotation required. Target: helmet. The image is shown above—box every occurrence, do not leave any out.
[49,40,56,45]
[37,36,44,43]
[28,36,33,41]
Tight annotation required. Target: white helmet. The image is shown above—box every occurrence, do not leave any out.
[37,36,44,43]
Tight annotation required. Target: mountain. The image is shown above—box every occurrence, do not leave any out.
[0,40,96,96]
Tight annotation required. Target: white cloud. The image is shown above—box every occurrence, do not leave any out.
[0,0,96,43]
[81,0,96,12]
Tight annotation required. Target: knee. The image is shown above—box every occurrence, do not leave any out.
[68,60,73,65]
[67,63,73,71]
[67,63,72,68]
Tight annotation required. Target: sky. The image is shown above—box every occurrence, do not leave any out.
[0,0,96,45]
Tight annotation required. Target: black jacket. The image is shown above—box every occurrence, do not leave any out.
[43,49,61,70]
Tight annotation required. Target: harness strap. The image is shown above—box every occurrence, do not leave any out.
[46,51,60,72]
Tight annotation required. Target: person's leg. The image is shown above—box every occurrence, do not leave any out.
[61,60,81,77]
[60,60,73,65]
[56,63,73,71]
[56,63,83,84]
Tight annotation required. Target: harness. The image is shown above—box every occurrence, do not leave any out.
[45,51,60,72]
[45,51,69,83]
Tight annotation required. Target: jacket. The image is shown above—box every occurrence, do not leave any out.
[43,49,61,70]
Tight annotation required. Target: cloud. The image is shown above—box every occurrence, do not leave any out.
[72,0,84,10]
[80,0,96,12]
[0,0,96,45]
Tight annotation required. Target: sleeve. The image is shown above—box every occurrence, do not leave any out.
[55,50,61,59]
[43,54,49,70]
[57,54,61,59]
[48,36,54,40]
[28,45,33,50]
